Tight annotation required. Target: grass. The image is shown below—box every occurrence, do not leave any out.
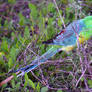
[0,0,92,92]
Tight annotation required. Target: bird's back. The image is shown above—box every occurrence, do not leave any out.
[43,16,92,51]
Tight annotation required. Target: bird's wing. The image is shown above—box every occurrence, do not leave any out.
[43,20,85,46]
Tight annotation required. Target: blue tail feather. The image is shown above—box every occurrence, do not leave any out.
[17,46,61,77]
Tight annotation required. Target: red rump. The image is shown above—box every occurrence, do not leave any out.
[59,29,65,35]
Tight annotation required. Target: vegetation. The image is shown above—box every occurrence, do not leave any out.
[0,0,92,92]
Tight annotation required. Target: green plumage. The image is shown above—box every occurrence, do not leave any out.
[80,16,92,40]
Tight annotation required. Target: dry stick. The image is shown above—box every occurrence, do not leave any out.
[53,0,66,28]
[47,85,68,90]
[0,71,20,87]
[71,24,85,87]
[38,66,46,84]
[31,71,44,85]
[75,29,88,88]
[81,43,89,89]
[75,68,86,87]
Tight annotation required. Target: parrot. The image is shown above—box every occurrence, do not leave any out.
[0,16,92,86]
[15,16,92,77]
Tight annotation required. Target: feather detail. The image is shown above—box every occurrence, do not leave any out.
[16,46,61,77]
[42,30,65,44]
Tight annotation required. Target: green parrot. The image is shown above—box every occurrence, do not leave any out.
[15,16,92,77]
[0,16,92,87]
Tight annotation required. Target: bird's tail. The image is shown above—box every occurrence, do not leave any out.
[17,46,61,77]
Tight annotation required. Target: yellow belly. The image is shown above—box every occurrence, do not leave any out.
[61,45,74,52]
[60,33,91,52]
[78,35,88,44]
[61,37,87,52]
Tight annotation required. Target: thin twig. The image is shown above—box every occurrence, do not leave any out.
[75,68,86,87]
[53,0,66,28]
